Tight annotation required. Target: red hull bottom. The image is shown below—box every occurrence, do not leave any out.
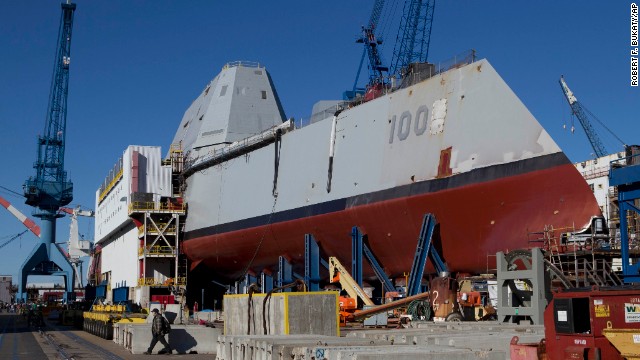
[183,163,600,281]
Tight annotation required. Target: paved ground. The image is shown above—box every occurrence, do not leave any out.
[0,312,215,359]
[0,312,48,359]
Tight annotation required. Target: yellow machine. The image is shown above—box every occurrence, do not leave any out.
[83,303,147,339]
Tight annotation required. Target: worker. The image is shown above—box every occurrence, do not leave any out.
[144,308,172,355]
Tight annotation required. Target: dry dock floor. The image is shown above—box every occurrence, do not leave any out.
[2,312,545,359]
[0,312,213,359]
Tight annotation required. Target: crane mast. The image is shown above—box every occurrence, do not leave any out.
[390,0,436,77]
[24,2,75,210]
[559,76,608,158]
[18,2,77,303]
[358,0,388,85]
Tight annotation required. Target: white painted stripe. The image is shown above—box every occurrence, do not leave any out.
[7,205,28,223]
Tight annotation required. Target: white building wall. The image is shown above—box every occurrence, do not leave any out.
[574,151,626,223]
[100,225,138,290]
[94,145,173,294]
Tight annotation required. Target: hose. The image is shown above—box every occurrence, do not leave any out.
[406,299,432,321]
[262,279,306,334]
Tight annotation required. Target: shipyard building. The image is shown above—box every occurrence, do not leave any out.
[93,145,185,306]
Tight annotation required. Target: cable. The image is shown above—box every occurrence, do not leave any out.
[261,279,306,334]
[0,185,23,198]
[0,230,28,250]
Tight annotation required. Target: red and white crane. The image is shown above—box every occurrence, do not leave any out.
[0,194,94,288]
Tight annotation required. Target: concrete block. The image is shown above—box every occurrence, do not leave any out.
[301,344,505,360]
[195,310,223,322]
[165,304,182,324]
[216,334,335,360]
[127,324,220,354]
[223,292,339,336]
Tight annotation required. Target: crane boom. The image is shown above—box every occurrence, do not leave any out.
[329,256,374,306]
[18,2,78,303]
[559,76,608,158]
[23,2,75,210]
[0,195,41,237]
[390,0,436,76]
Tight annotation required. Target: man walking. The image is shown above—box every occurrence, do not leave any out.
[144,308,172,355]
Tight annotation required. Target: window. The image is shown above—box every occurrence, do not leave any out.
[220,85,228,97]
[261,91,267,99]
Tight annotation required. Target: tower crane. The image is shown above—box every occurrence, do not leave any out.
[559,76,625,158]
[19,1,77,303]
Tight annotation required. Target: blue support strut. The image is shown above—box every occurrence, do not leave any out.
[407,213,437,297]
[304,234,321,291]
[351,227,363,287]
[277,256,293,292]
[609,153,640,283]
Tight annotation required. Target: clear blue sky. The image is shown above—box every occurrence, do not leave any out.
[0,1,637,285]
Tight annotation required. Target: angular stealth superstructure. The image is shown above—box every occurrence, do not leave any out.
[172,59,601,282]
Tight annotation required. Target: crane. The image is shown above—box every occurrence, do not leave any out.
[358,0,388,86]
[346,0,388,100]
[559,76,625,158]
[18,1,78,303]
[389,0,436,77]
[3,193,93,291]
[348,0,436,100]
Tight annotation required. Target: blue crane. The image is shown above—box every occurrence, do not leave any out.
[347,0,436,100]
[559,76,608,158]
[559,76,626,158]
[18,1,77,303]
[358,0,389,86]
[389,0,436,77]
[346,0,388,100]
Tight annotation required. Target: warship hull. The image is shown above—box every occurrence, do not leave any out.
[173,59,601,281]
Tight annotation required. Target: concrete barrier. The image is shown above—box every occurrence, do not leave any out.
[195,310,223,322]
[223,292,339,336]
[126,324,221,354]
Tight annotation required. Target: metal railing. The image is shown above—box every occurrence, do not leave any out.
[137,223,178,236]
[292,50,478,131]
[128,201,185,214]
[222,61,263,70]
[137,277,184,287]
[139,245,175,256]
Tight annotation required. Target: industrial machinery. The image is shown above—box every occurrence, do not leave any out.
[1,195,94,290]
[58,206,94,288]
[389,0,436,78]
[83,286,146,339]
[542,286,640,359]
[609,148,640,283]
[18,1,78,303]
[559,76,626,157]
[329,256,374,325]
[347,0,436,100]
[83,303,146,340]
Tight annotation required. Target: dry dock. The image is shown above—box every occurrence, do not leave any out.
[2,311,545,359]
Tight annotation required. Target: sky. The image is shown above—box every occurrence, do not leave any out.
[0,1,637,287]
